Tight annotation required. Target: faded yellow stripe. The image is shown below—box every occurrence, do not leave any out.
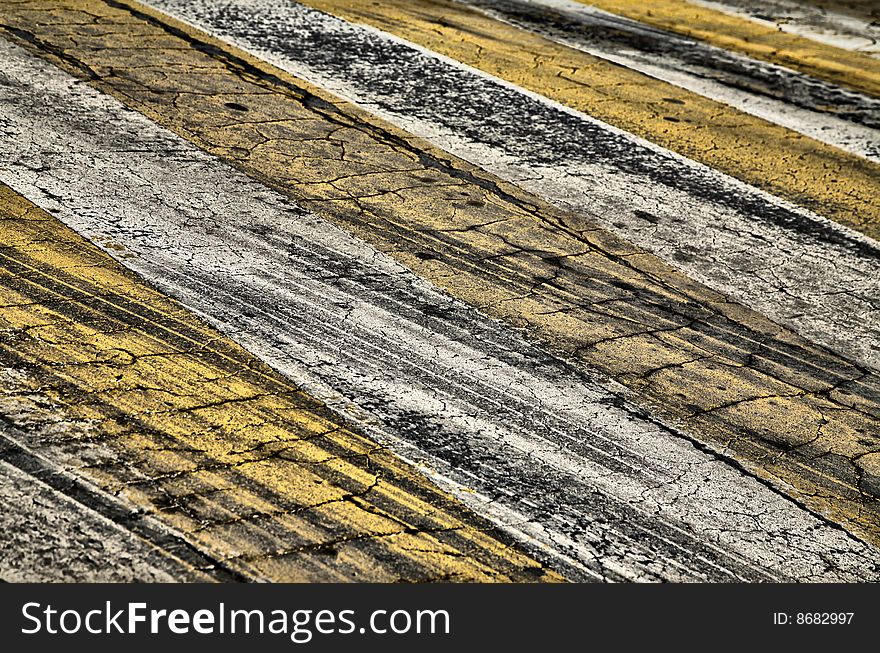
[577,0,880,98]
[0,182,558,582]
[296,0,880,241]
[4,0,880,550]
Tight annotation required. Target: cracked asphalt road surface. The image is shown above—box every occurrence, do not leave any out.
[0,0,878,582]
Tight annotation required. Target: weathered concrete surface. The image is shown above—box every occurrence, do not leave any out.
[2,37,880,581]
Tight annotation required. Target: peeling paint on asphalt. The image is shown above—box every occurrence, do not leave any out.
[562,0,880,96]
[269,0,880,241]
[3,0,880,550]
[0,184,560,583]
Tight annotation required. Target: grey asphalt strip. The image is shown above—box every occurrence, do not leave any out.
[0,459,194,582]
[0,404,215,582]
[2,37,879,581]
[140,0,880,374]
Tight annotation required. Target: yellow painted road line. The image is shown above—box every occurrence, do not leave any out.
[3,0,880,548]
[287,0,880,242]
[0,183,558,582]
[577,0,880,97]
[694,0,880,57]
